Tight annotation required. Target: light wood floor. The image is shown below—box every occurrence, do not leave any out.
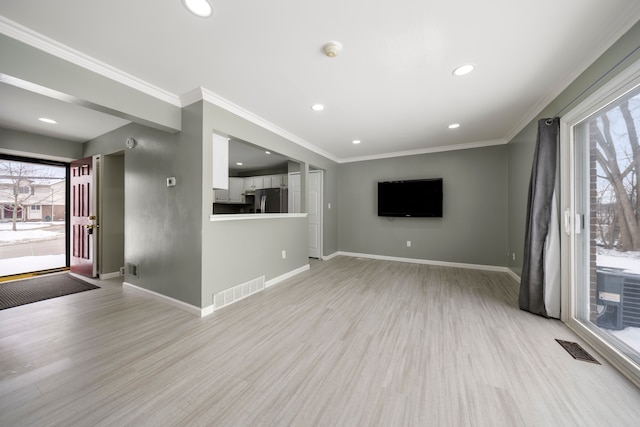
[1,257,640,426]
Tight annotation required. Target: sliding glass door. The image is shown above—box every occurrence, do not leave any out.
[562,62,640,380]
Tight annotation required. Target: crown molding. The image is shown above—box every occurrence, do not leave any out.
[0,15,181,107]
[185,87,507,164]
[339,139,508,164]
[186,87,341,163]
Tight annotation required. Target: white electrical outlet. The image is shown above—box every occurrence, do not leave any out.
[407,241,411,247]
[282,250,286,259]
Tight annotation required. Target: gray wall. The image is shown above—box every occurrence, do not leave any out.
[338,145,508,267]
[203,217,308,301]
[99,153,125,275]
[86,115,204,307]
[506,20,640,277]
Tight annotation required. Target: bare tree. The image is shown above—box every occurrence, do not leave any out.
[0,160,63,231]
[592,98,640,251]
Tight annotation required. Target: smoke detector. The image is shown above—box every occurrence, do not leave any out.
[322,41,343,58]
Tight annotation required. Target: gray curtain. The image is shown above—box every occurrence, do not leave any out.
[519,117,560,317]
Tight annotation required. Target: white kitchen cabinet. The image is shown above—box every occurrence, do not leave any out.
[214,189,229,202]
[270,175,282,188]
[242,174,288,192]
[215,178,244,203]
[288,172,301,213]
[212,133,229,190]
[253,176,264,190]
[228,178,244,203]
[243,178,254,193]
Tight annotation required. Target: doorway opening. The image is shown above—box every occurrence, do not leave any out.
[0,155,69,279]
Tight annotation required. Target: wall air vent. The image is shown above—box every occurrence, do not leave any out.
[126,262,139,278]
[213,276,265,311]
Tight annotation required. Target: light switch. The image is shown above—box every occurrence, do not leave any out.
[167,177,176,187]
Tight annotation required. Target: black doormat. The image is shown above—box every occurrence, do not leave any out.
[0,274,99,310]
[555,339,601,364]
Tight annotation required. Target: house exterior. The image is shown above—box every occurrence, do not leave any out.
[0,178,65,222]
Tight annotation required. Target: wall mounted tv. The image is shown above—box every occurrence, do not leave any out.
[377,178,443,217]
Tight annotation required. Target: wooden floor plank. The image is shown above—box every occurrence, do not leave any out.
[1,256,640,426]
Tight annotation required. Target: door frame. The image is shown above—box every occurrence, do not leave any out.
[0,153,70,274]
[70,155,100,277]
[288,170,324,259]
[560,57,640,387]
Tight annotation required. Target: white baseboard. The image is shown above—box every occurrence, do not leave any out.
[322,251,340,261]
[265,264,310,288]
[100,271,122,280]
[123,264,311,318]
[336,251,513,274]
[123,282,205,317]
[505,268,521,284]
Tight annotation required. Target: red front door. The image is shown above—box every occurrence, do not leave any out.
[70,157,97,277]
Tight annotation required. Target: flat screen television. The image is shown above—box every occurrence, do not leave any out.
[377,178,443,217]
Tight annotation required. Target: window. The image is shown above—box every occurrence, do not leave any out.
[17,186,32,195]
[31,205,41,211]
[561,58,640,384]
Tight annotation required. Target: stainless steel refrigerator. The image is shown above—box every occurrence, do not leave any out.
[254,188,288,213]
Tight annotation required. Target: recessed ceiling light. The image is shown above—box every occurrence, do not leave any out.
[352,140,361,144]
[236,162,243,166]
[452,64,475,76]
[311,104,325,111]
[265,151,271,155]
[448,123,460,129]
[38,117,57,124]
[182,0,213,17]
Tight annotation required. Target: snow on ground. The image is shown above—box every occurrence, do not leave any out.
[0,221,64,243]
[609,327,640,354]
[0,221,62,231]
[597,247,640,274]
[0,254,65,276]
[0,229,60,243]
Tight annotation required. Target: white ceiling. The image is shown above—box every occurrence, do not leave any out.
[1,0,640,164]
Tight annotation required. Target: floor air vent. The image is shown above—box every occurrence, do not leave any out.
[555,339,600,364]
